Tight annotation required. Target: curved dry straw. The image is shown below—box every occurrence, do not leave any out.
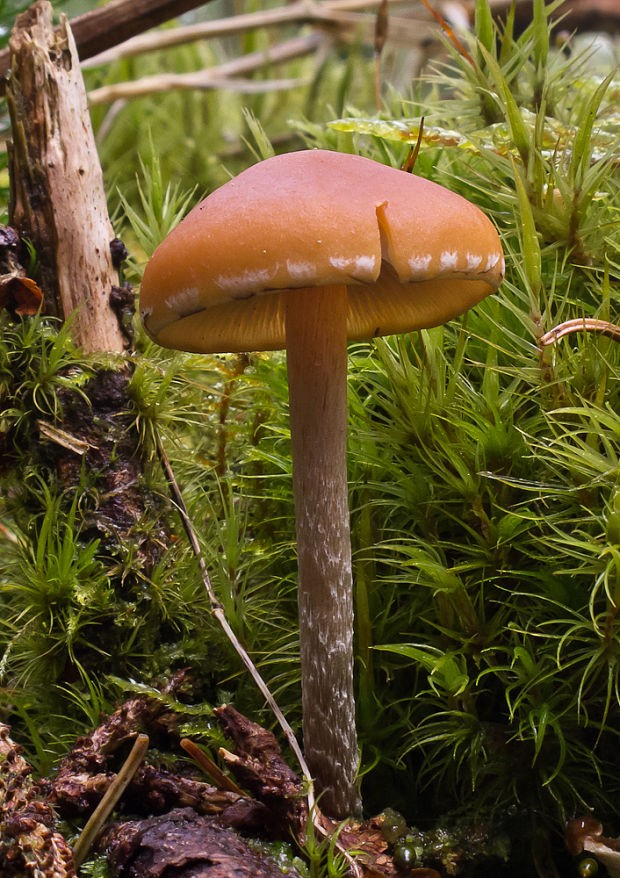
[539,318,620,348]
[72,733,150,869]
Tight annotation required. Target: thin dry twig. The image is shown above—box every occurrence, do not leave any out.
[147,74,313,94]
[88,32,324,104]
[153,431,313,793]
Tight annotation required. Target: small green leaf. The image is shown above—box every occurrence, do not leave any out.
[570,68,617,187]
[512,159,542,307]
[475,0,495,58]
[498,1,516,65]
[478,43,531,165]
[530,703,550,761]
[531,0,548,70]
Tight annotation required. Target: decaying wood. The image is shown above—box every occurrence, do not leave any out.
[73,734,150,869]
[47,368,169,552]
[6,1,126,353]
[61,0,212,62]
[48,687,241,820]
[0,723,76,878]
[99,807,298,878]
[1,692,470,877]
[0,0,213,88]
[48,689,174,797]
[48,688,295,840]
[53,760,246,821]
[214,705,307,837]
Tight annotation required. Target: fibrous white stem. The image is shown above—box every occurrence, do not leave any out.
[285,284,361,818]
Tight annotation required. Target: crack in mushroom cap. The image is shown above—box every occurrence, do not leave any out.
[140,150,504,353]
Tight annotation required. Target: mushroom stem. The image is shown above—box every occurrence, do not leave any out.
[285,283,361,818]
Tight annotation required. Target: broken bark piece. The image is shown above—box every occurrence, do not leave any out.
[0,723,76,878]
[53,757,272,835]
[0,226,21,269]
[99,806,297,878]
[123,764,243,817]
[54,694,159,778]
[214,704,307,836]
[7,0,126,353]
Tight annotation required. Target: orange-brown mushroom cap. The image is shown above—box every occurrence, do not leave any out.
[140,149,504,353]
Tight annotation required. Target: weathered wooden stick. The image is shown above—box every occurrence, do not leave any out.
[7,1,126,353]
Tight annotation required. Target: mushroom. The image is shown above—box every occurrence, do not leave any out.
[565,818,605,857]
[566,817,620,877]
[140,149,504,817]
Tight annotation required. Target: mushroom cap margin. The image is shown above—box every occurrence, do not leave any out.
[140,149,504,353]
